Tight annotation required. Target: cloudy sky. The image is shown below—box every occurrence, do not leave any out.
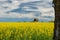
[0,0,55,22]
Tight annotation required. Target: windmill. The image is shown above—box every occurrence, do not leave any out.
[53,0,60,40]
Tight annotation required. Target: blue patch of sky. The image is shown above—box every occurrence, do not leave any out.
[0,18,34,22]
[7,8,36,14]
[7,0,12,3]
[39,19,51,22]
[42,16,53,18]
[0,18,51,22]
[0,2,3,4]
[34,12,41,17]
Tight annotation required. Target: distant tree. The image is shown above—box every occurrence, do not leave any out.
[34,18,38,22]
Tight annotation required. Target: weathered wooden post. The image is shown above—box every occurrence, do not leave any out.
[53,0,60,40]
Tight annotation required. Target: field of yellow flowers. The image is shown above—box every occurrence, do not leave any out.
[0,22,54,40]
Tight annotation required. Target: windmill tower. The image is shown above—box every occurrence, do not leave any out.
[53,0,60,40]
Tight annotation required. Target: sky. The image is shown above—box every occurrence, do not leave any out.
[0,0,55,22]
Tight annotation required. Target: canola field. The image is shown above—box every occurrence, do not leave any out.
[0,22,54,40]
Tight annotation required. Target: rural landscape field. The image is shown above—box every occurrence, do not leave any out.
[0,22,54,40]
